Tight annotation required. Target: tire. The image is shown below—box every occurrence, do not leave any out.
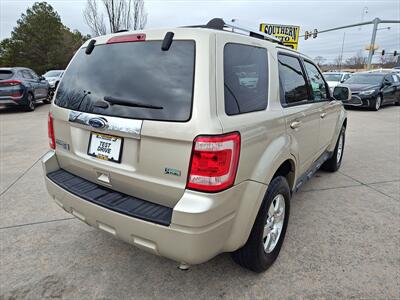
[371,95,382,111]
[231,176,290,272]
[25,93,35,111]
[42,93,52,104]
[321,126,345,172]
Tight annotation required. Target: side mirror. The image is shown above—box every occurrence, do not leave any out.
[39,76,46,81]
[383,80,391,86]
[333,86,352,101]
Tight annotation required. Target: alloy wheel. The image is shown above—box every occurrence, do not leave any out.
[263,194,285,253]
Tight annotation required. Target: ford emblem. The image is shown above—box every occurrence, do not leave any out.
[89,117,108,129]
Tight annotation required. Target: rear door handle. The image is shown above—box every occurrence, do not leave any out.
[320,112,327,119]
[290,121,302,129]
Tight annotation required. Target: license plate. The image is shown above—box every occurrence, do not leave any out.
[87,132,123,163]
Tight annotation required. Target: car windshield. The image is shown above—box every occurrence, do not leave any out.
[324,74,342,82]
[344,74,384,85]
[44,71,62,77]
[55,40,195,121]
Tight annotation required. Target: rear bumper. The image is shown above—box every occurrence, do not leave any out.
[42,151,266,264]
[0,94,26,106]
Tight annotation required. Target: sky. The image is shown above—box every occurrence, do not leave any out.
[1,0,399,63]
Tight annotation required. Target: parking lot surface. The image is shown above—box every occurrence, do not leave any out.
[0,104,399,299]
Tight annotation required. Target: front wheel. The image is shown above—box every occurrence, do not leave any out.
[322,126,345,172]
[371,95,382,111]
[231,176,290,272]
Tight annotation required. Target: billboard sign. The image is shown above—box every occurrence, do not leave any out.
[260,23,300,50]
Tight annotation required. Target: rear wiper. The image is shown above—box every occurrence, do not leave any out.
[103,96,163,109]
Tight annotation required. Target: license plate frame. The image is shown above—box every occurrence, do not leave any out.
[87,132,124,163]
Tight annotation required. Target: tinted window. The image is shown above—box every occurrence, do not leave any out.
[224,43,268,115]
[278,54,308,105]
[304,61,328,100]
[29,70,38,79]
[22,70,33,79]
[385,75,394,83]
[55,41,195,121]
[0,70,13,80]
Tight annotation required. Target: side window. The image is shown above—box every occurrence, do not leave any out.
[224,43,268,115]
[278,54,309,105]
[343,74,351,81]
[303,61,328,101]
[22,70,33,79]
[385,75,394,83]
[393,75,399,82]
[29,70,38,80]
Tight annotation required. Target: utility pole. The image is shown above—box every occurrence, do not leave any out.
[301,18,400,70]
[339,32,345,71]
[367,18,379,70]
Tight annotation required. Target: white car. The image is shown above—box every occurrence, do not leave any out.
[323,72,352,91]
[43,70,64,89]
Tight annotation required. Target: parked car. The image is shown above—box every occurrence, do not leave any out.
[323,71,352,92]
[43,70,64,97]
[0,67,50,111]
[336,72,400,110]
[42,18,349,272]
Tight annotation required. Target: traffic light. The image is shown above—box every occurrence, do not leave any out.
[381,49,385,55]
[313,29,318,38]
[394,50,398,56]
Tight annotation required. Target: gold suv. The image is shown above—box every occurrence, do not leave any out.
[42,19,349,272]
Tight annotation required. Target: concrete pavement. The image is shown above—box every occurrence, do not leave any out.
[0,104,399,299]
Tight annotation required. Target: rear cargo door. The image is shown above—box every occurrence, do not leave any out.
[52,38,197,208]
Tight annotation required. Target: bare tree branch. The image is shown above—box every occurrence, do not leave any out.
[83,0,106,37]
[83,0,147,36]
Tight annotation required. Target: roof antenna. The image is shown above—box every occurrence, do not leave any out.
[161,32,174,51]
[85,39,96,55]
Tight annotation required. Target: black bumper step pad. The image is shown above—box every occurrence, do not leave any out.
[47,169,172,226]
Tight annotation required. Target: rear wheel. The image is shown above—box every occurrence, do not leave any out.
[231,176,290,272]
[25,93,35,111]
[43,91,52,104]
[322,126,345,172]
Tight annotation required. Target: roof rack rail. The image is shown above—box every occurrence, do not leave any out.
[184,18,283,45]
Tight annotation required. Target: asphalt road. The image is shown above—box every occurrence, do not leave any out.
[0,103,399,299]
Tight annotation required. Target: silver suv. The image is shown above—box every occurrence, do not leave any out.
[42,19,349,272]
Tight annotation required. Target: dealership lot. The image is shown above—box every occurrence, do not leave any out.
[0,104,399,299]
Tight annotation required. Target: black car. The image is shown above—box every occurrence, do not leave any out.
[337,72,400,111]
[0,67,50,111]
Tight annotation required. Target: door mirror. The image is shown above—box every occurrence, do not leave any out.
[383,80,391,86]
[39,75,46,81]
[333,86,352,101]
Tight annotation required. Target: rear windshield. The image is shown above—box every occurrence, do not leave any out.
[55,40,195,121]
[0,70,13,80]
[44,71,63,77]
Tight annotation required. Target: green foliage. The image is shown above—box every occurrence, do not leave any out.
[0,2,90,74]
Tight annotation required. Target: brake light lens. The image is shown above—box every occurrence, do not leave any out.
[187,132,241,192]
[48,112,55,149]
[107,33,146,44]
[0,80,21,86]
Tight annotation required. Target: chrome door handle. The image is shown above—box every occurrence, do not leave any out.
[320,112,327,119]
[290,121,301,129]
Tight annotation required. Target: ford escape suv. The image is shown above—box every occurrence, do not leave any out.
[42,19,349,272]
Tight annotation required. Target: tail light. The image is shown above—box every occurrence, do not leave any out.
[0,80,21,86]
[48,112,55,149]
[187,132,241,192]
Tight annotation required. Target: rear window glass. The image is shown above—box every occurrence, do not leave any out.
[0,70,13,80]
[55,40,195,121]
[224,43,268,115]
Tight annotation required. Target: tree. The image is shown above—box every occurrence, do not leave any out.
[345,50,367,70]
[84,0,147,36]
[333,54,343,70]
[314,56,326,67]
[0,2,89,74]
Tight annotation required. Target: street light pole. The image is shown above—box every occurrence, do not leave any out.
[367,18,380,70]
